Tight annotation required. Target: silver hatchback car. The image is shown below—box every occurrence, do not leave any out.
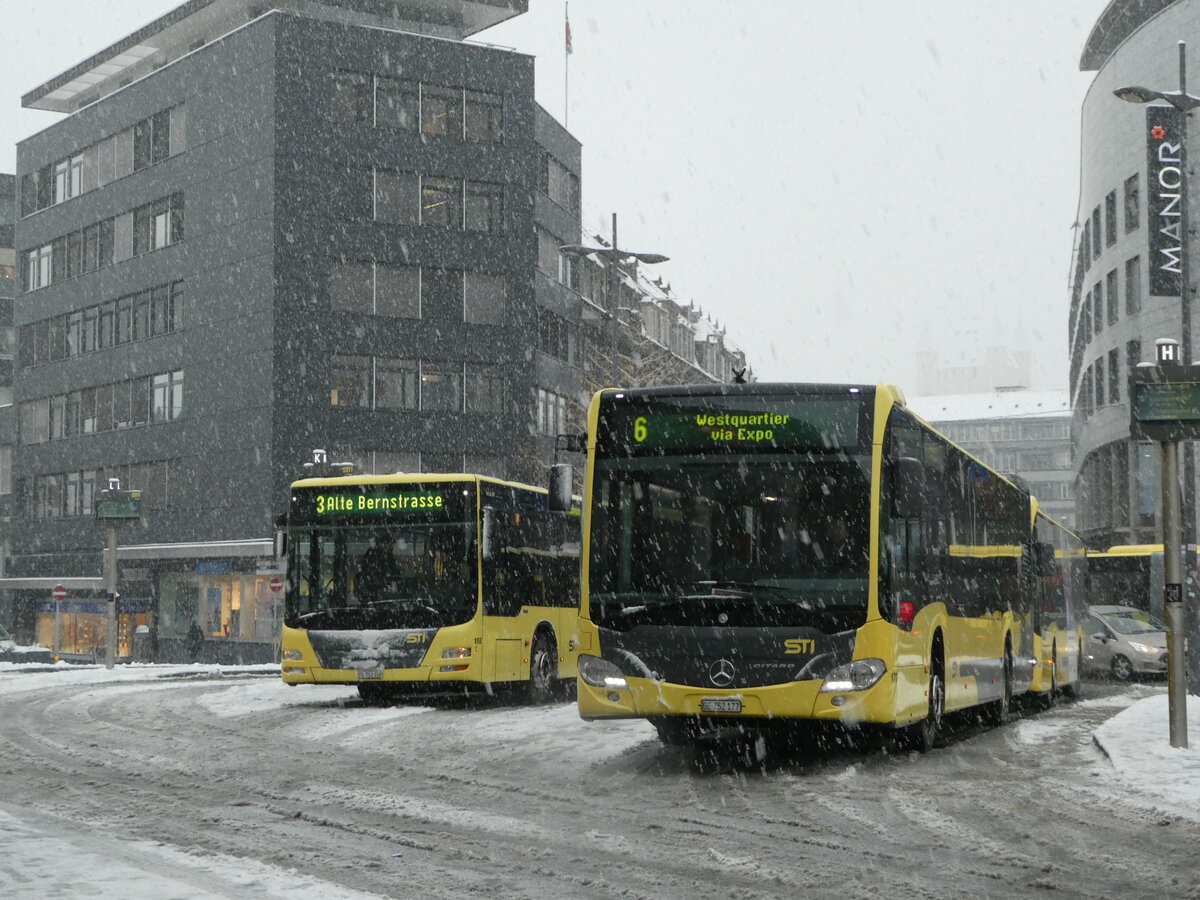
[1082,605,1167,681]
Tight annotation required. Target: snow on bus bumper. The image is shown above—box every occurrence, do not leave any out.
[577,670,897,724]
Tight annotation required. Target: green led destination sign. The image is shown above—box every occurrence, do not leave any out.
[599,393,868,455]
[315,492,446,516]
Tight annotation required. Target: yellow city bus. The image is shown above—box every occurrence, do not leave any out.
[569,383,1085,748]
[281,471,581,703]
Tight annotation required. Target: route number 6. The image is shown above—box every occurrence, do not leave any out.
[633,416,648,443]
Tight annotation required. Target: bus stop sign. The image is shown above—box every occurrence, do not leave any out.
[95,489,142,520]
[1130,362,1200,441]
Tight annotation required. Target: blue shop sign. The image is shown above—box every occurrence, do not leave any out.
[195,561,230,575]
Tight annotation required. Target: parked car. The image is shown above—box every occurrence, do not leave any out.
[1082,605,1167,681]
[0,623,54,663]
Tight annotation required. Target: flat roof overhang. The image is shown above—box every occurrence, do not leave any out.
[1080,0,1178,71]
[23,0,526,114]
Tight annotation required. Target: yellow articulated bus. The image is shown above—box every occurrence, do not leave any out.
[567,383,1085,748]
[281,471,581,704]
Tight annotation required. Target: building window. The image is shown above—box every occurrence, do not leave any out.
[422,267,463,321]
[151,370,184,422]
[1108,347,1120,403]
[1092,282,1103,335]
[1080,221,1091,273]
[332,71,373,125]
[376,76,418,129]
[1105,190,1117,247]
[330,261,374,314]
[375,357,419,410]
[465,363,505,413]
[1106,269,1118,325]
[537,228,562,278]
[330,355,370,407]
[1091,206,1101,259]
[1094,356,1105,407]
[376,263,420,318]
[133,194,183,255]
[421,176,461,227]
[421,85,463,138]
[536,388,569,435]
[464,272,507,325]
[133,109,171,171]
[422,452,462,474]
[1124,173,1139,233]
[53,155,83,204]
[375,169,418,224]
[1125,256,1141,315]
[0,446,11,495]
[464,90,503,142]
[420,361,463,412]
[538,308,572,362]
[465,181,504,233]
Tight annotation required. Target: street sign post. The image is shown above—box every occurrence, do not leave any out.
[1130,341,1193,748]
[52,584,66,653]
[96,482,140,669]
[269,576,283,593]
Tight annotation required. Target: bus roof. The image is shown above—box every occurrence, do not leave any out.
[290,472,547,493]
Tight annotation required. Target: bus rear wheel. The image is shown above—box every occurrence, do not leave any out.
[527,631,558,704]
[985,646,1013,728]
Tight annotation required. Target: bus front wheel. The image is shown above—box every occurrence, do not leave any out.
[527,630,558,704]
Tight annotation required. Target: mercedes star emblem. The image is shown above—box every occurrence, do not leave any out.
[709,658,736,688]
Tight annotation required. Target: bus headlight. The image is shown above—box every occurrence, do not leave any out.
[819,659,886,693]
[282,649,303,661]
[441,647,472,659]
[578,654,628,690]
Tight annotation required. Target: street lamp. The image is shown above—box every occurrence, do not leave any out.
[560,213,669,386]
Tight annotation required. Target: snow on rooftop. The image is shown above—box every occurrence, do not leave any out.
[907,390,1070,423]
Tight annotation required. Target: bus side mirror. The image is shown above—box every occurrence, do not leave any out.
[482,506,495,560]
[274,513,288,560]
[891,457,925,519]
[548,464,573,512]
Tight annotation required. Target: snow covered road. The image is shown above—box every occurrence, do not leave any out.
[1,667,1197,899]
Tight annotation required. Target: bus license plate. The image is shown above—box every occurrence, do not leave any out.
[701,697,742,714]
[357,667,383,681]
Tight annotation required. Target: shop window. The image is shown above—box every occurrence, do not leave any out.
[420,361,463,412]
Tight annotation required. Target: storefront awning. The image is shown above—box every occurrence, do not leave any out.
[0,577,105,590]
[116,539,274,560]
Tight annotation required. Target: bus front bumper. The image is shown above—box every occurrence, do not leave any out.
[577,672,899,725]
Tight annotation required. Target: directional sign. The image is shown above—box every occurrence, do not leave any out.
[52,585,67,602]
[269,576,283,593]
[95,490,142,520]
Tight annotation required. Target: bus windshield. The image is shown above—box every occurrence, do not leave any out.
[285,483,477,630]
[588,451,873,629]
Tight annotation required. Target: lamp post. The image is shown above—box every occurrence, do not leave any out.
[560,213,669,387]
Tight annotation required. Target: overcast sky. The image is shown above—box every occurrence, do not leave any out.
[0,0,1107,390]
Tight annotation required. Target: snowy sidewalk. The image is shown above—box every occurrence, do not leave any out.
[1091,692,1200,822]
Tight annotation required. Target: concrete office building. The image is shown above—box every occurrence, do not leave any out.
[1069,0,1200,550]
[3,0,748,661]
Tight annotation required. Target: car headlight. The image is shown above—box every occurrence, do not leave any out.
[819,658,886,693]
[578,654,628,689]
[1128,642,1161,655]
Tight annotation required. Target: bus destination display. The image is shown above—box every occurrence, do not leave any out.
[601,395,865,453]
[314,492,446,516]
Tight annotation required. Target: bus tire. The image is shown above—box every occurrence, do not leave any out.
[527,630,558,704]
[1063,639,1084,700]
[985,642,1013,728]
[652,717,694,747]
[357,683,391,706]
[901,649,944,753]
